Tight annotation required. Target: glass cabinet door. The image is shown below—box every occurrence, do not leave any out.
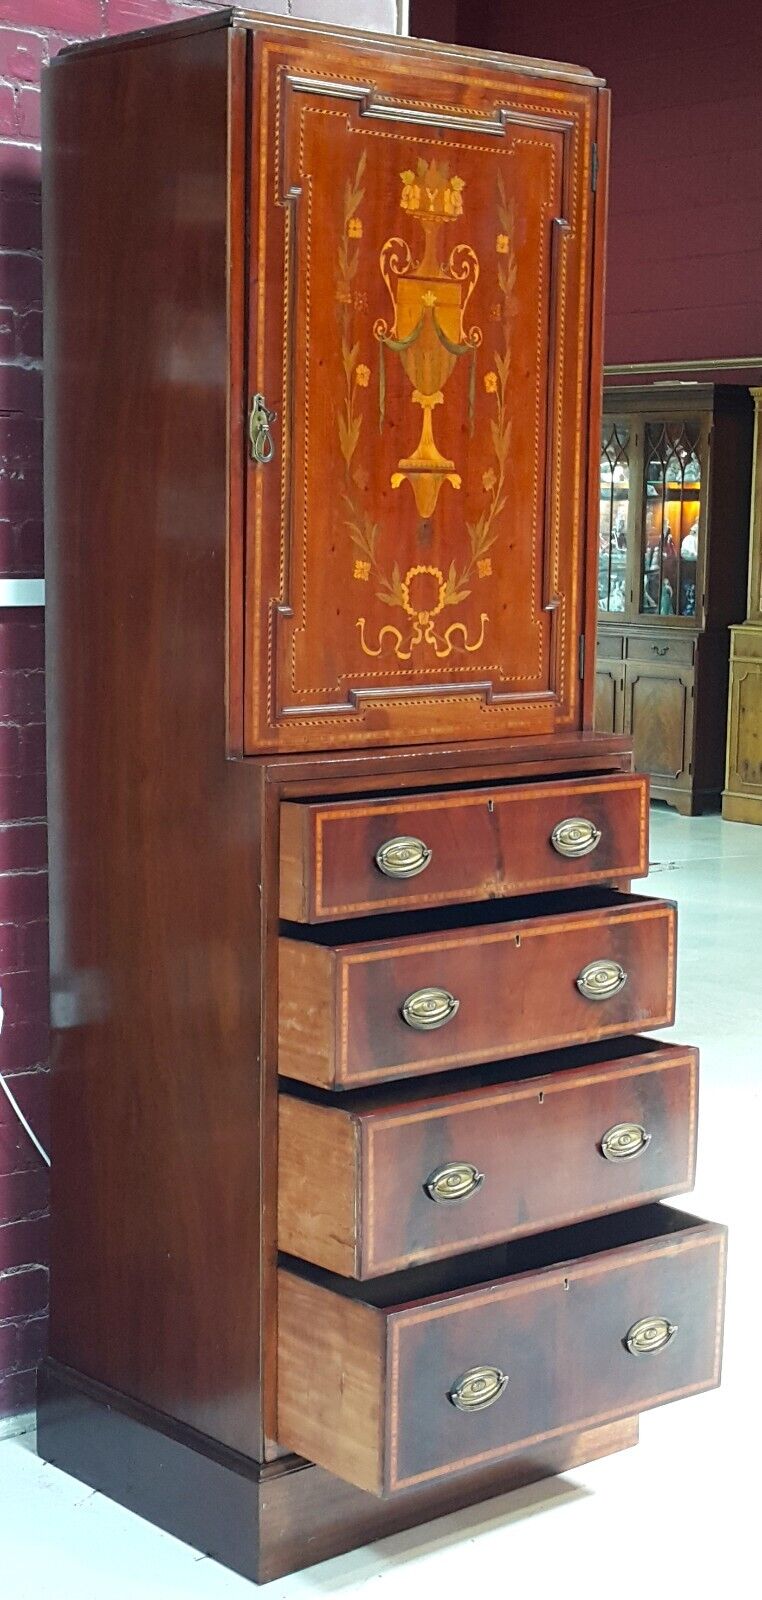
[640,419,702,619]
[598,418,631,615]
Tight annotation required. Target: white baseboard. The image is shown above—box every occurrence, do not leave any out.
[0,1410,35,1442]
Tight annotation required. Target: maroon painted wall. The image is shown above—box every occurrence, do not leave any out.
[411,0,762,382]
[0,0,399,1427]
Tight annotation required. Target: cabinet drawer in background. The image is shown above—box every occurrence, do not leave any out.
[278,1038,698,1277]
[597,633,625,660]
[279,773,648,923]
[627,636,695,666]
[277,1206,726,1496]
[278,890,676,1089]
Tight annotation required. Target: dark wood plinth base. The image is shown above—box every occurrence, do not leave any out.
[38,1360,639,1583]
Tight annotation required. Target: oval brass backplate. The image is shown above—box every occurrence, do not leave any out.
[600,1122,652,1162]
[401,986,460,1031]
[576,959,628,1001]
[625,1316,678,1356]
[550,816,602,858]
[375,835,432,879]
[424,1161,485,1204]
[448,1365,508,1412]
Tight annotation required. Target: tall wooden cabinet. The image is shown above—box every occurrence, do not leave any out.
[594,385,753,814]
[38,10,725,1584]
[723,388,762,822]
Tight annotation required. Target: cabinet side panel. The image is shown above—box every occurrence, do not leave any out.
[43,29,268,1456]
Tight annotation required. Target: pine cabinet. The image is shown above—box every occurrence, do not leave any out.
[595,385,753,813]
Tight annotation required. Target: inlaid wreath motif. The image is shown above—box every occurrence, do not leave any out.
[336,153,518,660]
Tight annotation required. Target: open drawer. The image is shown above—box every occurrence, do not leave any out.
[280,772,649,922]
[278,1205,726,1496]
[278,890,676,1088]
[278,1037,698,1277]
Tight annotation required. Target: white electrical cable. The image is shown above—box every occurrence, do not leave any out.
[0,994,51,1169]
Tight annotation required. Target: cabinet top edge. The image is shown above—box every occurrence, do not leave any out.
[603,382,754,409]
[49,6,605,90]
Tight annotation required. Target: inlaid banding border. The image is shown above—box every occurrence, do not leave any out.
[336,903,676,1083]
[309,772,649,917]
[363,1047,698,1273]
[385,1229,726,1491]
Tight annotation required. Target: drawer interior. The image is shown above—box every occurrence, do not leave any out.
[281,1203,710,1303]
[280,887,664,944]
[281,767,630,807]
[282,1033,679,1111]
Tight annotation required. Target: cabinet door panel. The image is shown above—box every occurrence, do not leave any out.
[244,31,603,751]
[625,665,693,783]
[594,665,624,734]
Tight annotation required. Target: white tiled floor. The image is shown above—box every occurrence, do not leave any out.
[1,808,760,1600]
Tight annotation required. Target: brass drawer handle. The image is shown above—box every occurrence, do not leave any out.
[425,1161,484,1204]
[625,1316,678,1356]
[249,391,277,464]
[600,1122,651,1161]
[652,643,669,657]
[401,986,460,1031]
[550,816,602,858]
[576,959,627,1001]
[448,1365,508,1412]
[375,835,432,879]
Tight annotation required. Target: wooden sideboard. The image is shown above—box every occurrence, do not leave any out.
[38,8,725,1583]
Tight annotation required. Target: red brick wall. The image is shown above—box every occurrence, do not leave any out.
[0,0,399,1428]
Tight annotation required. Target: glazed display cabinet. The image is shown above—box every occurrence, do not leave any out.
[595,385,753,814]
[39,8,725,1585]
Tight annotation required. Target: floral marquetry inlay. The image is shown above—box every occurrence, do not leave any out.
[338,151,520,662]
[245,38,598,750]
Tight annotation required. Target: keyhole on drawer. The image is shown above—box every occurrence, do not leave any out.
[487,798,494,813]
[538,1091,544,1105]
[563,1278,570,1292]
[515,934,521,948]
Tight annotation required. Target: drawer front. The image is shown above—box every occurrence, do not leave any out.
[627,635,695,666]
[277,1211,726,1495]
[279,773,648,922]
[278,1045,698,1276]
[278,896,676,1088]
[597,632,625,660]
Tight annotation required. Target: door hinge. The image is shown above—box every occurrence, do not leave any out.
[578,634,586,679]
[591,142,599,192]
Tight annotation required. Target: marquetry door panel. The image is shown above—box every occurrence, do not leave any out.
[244,30,604,751]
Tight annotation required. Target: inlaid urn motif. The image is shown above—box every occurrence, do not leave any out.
[374,159,482,519]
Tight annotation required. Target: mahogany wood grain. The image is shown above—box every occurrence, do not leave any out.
[242,21,607,751]
[43,23,269,1457]
[278,890,676,1087]
[38,1359,638,1583]
[278,1038,698,1276]
[280,771,648,921]
[278,1206,726,1495]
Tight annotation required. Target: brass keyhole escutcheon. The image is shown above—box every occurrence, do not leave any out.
[249,392,277,465]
